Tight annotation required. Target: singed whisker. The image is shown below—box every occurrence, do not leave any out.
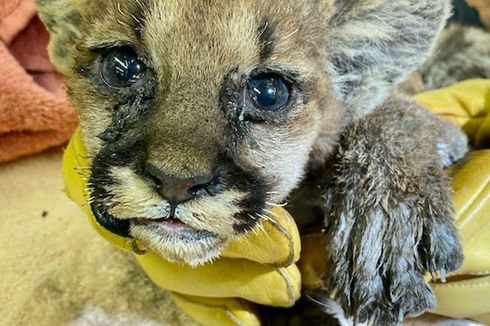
[255,222,266,233]
[131,14,141,23]
[284,28,299,40]
[265,201,288,207]
[135,0,148,11]
[257,213,278,226]
[305,294,331,308]
[116,2,126,17]
[263,208,280,219]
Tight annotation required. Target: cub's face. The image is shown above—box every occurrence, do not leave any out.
[37,0,448,265]
[59,0,342,265]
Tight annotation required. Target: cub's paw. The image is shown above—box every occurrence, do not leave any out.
[322,167,463,325]
[353,269,436,325]
[417,170,464,280]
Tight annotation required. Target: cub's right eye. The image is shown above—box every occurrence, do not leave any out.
[100,47,147,88]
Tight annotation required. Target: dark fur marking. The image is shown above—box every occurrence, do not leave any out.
[98,76,157,141]
[65,10,82,26]
[130,2,147,39]
[219,68,254,155]
[91,203,131,237]
[89,137,148,237]
[64,30,78,43]
[88,74,157,236]
[231,172,268,233]
[258,18,276,60]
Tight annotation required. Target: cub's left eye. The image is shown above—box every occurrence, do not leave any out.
[246,73,290,111]
[101,47,146,88]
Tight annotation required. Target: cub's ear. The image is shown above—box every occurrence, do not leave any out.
[327,0,451,119]
[35,0,88,75]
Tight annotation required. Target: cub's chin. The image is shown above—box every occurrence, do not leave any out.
[130,218,229,267]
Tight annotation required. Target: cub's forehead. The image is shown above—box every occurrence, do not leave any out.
[82,0,334,75]
[142,1,261,83]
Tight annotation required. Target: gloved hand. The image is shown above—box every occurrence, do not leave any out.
[299,79,490,325]
[414,79,490,324]
[62,129,302,326]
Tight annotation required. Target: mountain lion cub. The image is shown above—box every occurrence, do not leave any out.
[36,0,467,324]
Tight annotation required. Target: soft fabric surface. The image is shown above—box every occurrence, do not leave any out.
[0,149,196,326]
[0,0,77,163]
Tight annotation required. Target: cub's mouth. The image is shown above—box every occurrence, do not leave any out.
[91,202,229,266]
[91,202,215,240]
[133,216,215,240]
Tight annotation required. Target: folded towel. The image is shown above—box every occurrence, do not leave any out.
[0,0,77,163]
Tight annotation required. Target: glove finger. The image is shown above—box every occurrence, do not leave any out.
[171,293,261,326]
[430,275,490,322]
[222,206,301,267]
[447,150,490,274]
[413,79,490,143]
[135,252,301,307]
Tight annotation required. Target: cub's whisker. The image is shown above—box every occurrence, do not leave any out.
[262,209,280,220]
[265,201,288,207]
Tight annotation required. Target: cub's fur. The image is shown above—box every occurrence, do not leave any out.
[36,0,468,324]
[422,23,490,90]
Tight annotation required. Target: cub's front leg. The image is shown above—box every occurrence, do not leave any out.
[322,96,467,325]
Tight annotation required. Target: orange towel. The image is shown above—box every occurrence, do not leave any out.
[0,0,77,163]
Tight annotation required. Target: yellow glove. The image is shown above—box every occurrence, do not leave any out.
[414,79,490,324]
[299,79,490,325]
[62,128,301,326]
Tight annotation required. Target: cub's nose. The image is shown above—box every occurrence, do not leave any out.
[145,164,214,205]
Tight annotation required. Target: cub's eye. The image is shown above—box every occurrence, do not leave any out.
[246,73,290,111]
[100,47,146,88]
